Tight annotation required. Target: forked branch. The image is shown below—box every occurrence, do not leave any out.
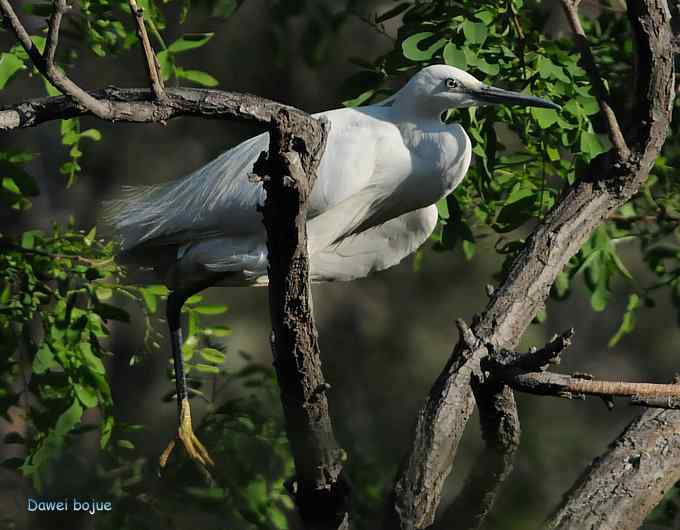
[0,0,113,119]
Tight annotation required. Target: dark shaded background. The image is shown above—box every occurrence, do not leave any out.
[1,1,678,529]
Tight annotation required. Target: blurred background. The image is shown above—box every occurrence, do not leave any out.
[1,1,678,529]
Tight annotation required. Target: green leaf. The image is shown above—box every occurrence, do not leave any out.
[462,239,475,260]
[462,21,487,46]
[443,43,466,69]
[176,68,219,87]
[0,53,25,89]
[55,400,83,437]
[203,325,232,337]
[117,439,135,450]
[140,288,157,314]
[402,32,446,61]
[33,343,57,374]
[579,131,608,159]
[79,343,106,375]
[609,293,640,347]
[100,416,114,449]
[343,89,375,108]
[0,156,39,198]
[80,129,102,141]
[531,108,559,129]
[74,383,98,408]
[194,304,228,315]
[156,50,173,81]
[194,363,220,374]
[436,198,449,220]
[536,56,570,83]
[167,33,214,53]
[200,348,226,364]
[84,226,96,246]
[146,284,169,295]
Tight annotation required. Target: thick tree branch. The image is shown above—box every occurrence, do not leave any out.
[0,87,306,132]
[560,0,630,159]
[127,0,166,100]
[545,408,680,530]
[258,112,350,530]
[387,2,674,528]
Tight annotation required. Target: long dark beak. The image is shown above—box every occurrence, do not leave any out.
[474,85,560,110]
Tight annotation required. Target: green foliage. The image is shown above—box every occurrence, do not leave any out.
[0,221,121,489]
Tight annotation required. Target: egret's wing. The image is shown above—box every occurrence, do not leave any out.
[309,206,438,282]
[104,133,269,252]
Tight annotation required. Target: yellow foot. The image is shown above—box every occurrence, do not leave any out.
[159,397,214,468]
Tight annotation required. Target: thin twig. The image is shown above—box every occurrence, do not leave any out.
[44,0,67,65]
[505,370,680,406]
[127,0,166,100]
[0,0,113,119]
[560,0,630,160]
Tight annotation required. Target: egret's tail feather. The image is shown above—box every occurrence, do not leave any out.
[103,132,269,254]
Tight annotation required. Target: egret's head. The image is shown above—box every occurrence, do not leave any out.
[399,65,559,118]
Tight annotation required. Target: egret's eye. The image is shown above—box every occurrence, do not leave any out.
[445,78,460,89]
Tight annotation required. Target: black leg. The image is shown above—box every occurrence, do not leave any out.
[159,275,228,469]
[166,289,189,410]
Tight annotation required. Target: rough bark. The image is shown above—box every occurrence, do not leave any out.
[386,1,674,528]
[0,87,308,131]
[436,384,520,530]
[545,409,680,530]
[258,110,351,530]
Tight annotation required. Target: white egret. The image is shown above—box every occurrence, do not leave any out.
[106,64,559,467]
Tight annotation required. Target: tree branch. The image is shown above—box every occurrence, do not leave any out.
[560,0,630,159]
[0,87,308,132]
[630,395,680,408]
[436,384,520,530]
[545,408,680,530]
[127,0,166,100]
[258,111,351,529]
[386,2,673,528]
[505,371,680,404]
[44,0,67,66]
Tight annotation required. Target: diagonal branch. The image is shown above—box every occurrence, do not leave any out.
[545,407,680,530]
[127,0,166,100]
[560,0,630,159]
[386,2,673,528]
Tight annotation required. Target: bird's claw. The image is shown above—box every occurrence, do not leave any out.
[159,397,214,468]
